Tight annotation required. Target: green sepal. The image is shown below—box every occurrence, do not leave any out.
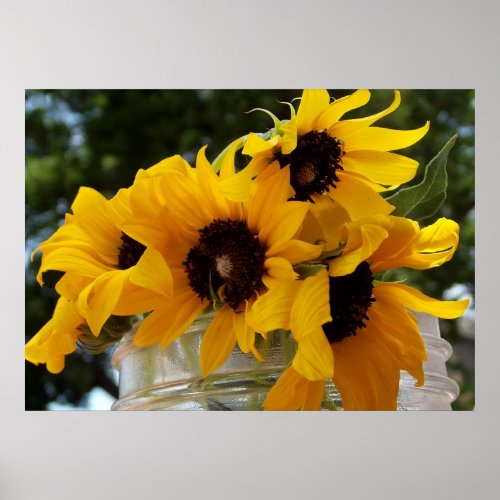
[208,272,225,311]
[318,242,346,260]
[278,101,297,119]
[373,277,406,286]
[211,137,244,173]
[245,108,282,133]
[294,263,327,279]
[386,135,457,221]
[372,272,387,282]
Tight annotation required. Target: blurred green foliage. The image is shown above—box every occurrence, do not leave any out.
[25,89,474,410]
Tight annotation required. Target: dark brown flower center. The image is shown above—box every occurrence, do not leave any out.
[274,130,344,202]
[322,261,375,343]
[183,219,265,310]
[118,233,146,270]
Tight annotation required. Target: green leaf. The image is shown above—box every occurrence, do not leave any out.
[386,135,456,221]
[408,192,446,222]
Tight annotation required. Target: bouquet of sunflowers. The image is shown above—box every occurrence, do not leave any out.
[25,89,470,410]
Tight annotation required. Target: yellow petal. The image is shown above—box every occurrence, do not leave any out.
[250,280,301,333]
[301,379,326,410]
[36,248,111,285]
[195,146,234,221]
[242,155,272,179]
[299,195,350,251]
[55,273,92,300]
[263,367,325,411]
[329,222,388,277]
[342,121,430,152]
[369,292,426,385]
[137,154,191,179]
[242,132,276,156]
[218,138,242,180]
[292,328,334,380]
[265,239,322,264]
[71,187,122,245]
[112,282,166,315]
[332,90,401,135]
[47,357,65,374]
[134,289,206,348]
[51,295,85,333]
[371,217,460,272]
[404,218,459,268]
[341,149,419,186]
[108,187,133,225]
[122,220,172,255]
[35,216,120,264]
[218,172,253,204]
[232,304,254,354]
[158,168,213,229]
[128,176,168,220]
[78,269,132,335]
[296,89,331,135]
[332,326,400,410]
[290,270,331,338]
[259,201,309,248]
[245,164,293,234]
[280,117,298,154]
[315,89,371,130]
[262,257,298,288]
[330,172,395,220]
[25,298,81,373]
[368,216,419,270]
[375,282,469,319]
[129,247,173,297]
[343,172,398,193]
[42,211,122,266]
[200,306,237,377]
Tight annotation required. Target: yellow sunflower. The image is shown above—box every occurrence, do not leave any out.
[26,155,193,371]
[25,274,89,373]
[123,145,322,377]
[251,214,469,410]
[242,89,429,220]
[31,169,179,335]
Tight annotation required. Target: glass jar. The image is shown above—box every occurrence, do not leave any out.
[111,312,459,411]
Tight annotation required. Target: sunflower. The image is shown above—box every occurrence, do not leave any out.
[250,214,469,410]
[242,89,429,220]
[122,145,322,377]
[30,158,186,335]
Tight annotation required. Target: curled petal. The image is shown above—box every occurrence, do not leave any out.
[328,221,389,277]
[316,89,371,130]
[341,121,430,152]
[375,282,469,319]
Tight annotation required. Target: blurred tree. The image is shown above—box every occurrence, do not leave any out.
[25,89,474,410]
